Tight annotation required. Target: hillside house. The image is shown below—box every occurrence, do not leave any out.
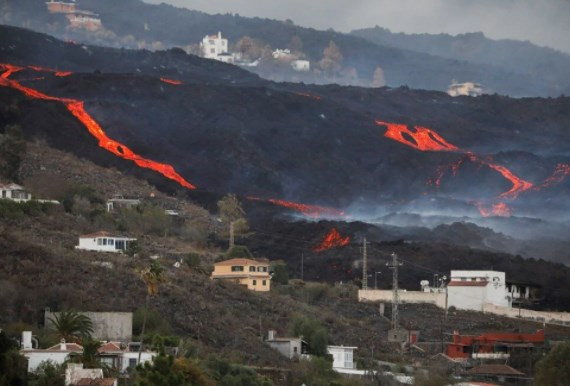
[75,231,136,253]
[21,337,83,372]
[447,270,511,311]
[0,183,32,202]
[447,330,544,360]
[266,330,308,359]
[201,32,231,62]
[67,11,102,31]
[327,345,357,370]
[211,258,271,291]
[97,341,156,372]
[106,196,141,212]
[447,81,485,97]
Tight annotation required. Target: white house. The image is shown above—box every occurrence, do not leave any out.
[21,337,83,373]
[106,196,141,212]
[447,81,485,97]
[75,231,136,253]
[447,270,511,311]
[327,345,357,370]
[0,183,32,202]
[200,32,229,61]
[291,60,310,72]
[266,330,307,359]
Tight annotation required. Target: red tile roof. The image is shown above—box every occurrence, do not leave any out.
[448,281,488,287]
[98,342,123,353]
[214,258,269,266]
[466,364,525,376]
[46,342,83,352]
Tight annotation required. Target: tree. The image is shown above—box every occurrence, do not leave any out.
[271,262,289,285]
[217,194,250,242]
[290,316,329,356]
[49,311,94,343]
[535,342,570,386]
[0,331,27,386]
[234,36,271,62]
[80,338,102,369]
[138,261,166,364]
[28,361,65,386]
[225,245,253,260]
[134,346,187,386]
[371,66,386,87]
[318,41,344,77]
[0,124,26,182]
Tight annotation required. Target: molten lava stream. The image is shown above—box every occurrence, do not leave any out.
[0,63,196,190]
[474,202,513,217]
[160,77,183,86]
[535,163,570,190]
[247,197,345,218]
[313,228,350,252]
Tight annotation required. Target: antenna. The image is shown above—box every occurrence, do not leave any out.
[387,252,403,330]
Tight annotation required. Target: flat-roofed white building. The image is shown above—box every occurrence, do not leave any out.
[201,32,229,60]
[76,231,136,253]
[447,270,511,311]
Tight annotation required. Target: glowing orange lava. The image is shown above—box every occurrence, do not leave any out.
[375,120,533,200]
[0,63,196,190]
[27,65,72,77]
[313,228,350,252]
[474,201,513,217]
[248,196,344,218]
[160,77,183,86]
[536,163,570,190]
[376,120,459,152]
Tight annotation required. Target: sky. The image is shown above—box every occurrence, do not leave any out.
[143,0,570,54]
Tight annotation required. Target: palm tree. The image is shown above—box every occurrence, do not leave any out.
[138,260,165,364]
[80,338,102,369]
[49,311,94,343]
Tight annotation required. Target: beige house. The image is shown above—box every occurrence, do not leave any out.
[211,258,271,291]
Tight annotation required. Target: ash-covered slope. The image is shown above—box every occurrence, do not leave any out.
[1,25,569,224]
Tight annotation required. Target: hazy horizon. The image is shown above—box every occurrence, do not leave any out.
[143,0,570,54]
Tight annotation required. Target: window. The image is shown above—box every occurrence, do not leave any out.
[128,358,137,368]
[97,238,102,246]
[257,266,267,272]
[209,40,214,44]
[116,240,125,250]
[252,280,257,286]
[231,266,244,272]
[109,239,114,246]
[102,238,107,246]
[262,280,266,286]
[1,191,5,198]
[249,266,256,272]
[210,48,215,53]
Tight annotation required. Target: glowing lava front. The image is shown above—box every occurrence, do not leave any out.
[313,228,350,252]
[160,77,183,86]
[0,63,196,190]
[248,197,345,218]
[475,201,513,217]
[536,163,570,190]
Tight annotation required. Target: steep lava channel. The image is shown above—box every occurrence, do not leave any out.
[0,63,196,190]
[313,228,350,252]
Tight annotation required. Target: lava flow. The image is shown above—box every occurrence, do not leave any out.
[375,121,533,200]
[0,63,196,190]
[474,201,513,217]
[536,163,570,190]
[248,197,345,218]
[160,77,183,86]
[313,228,350,252]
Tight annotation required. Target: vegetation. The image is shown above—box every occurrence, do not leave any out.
[217,194,250,241]
[271,261,289,285]
[0,200,53,220]
[535,342,570,386]
[138,261,166,362]
[0,124,26,182]
[225,245,254,260]
[28,361,65,386]
[48,311,94,343]
[0,331,27,386]
[287,356,357,386]
[289,316,328,356]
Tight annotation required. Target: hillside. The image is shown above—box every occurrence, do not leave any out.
[0,0,566,96]
[352,27,570,95]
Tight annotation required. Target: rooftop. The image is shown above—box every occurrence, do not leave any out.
[465,364,525,376]
[79,231,134,239]
[76,378,117,386]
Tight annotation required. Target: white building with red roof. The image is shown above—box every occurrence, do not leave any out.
[21,336,83,372]
[447,270,511,311]
[75,231,136,253]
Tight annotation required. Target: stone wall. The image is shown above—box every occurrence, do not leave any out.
[45,310,132,341]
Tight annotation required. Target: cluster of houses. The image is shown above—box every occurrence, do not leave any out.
[45,0,103,32]
[18,310,156,385]
[199,31,310,71]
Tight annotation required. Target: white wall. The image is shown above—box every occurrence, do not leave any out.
[483,304,570,326]
[201,32,228,59]
[448,286,486,311]
[327,347,355,369]
[22,352,70,372]
[45,311,133,341]
[120,352,155,372]
[358,289,447,309]
[76,237,135,253]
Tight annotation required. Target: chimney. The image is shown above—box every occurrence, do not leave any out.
[267,330,276,341]
[60,338,67,351]
[21,331,32,350]
[218,31,222,39]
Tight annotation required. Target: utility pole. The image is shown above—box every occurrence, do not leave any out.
[229,221,235,250]
[301,253,304,281]
[362,237,368,290]
[387,252,403,330]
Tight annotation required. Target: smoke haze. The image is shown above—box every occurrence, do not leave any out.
[143,0,570,54]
